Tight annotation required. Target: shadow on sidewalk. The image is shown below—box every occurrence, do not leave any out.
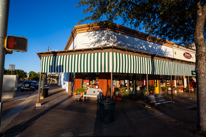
[48,89,65,97]
[151,94,198,136]
[1,95,72,136]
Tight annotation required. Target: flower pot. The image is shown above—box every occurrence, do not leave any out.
[149,90,154,94]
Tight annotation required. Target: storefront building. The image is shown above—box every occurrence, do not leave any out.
[37,22,195,98]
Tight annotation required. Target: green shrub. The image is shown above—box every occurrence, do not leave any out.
[149,85,155,91]
[161,86,168,91]
[121,91,128,95]
[76,88,86,93]
[142,88,147,93]
[119,87,126,93]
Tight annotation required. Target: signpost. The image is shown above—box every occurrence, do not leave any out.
[0,0,28,127]
[0,0,10,127]
[9,64,15,74]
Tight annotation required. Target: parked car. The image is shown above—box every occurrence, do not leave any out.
[21,80,38,92]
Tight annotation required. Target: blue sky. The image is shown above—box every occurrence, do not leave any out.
[6,0,179,74]
[6,0,93,73]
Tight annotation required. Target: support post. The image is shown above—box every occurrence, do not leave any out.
[158,75,161,94]
[73,72,75,93]
[146,74,149,95]
[40,74,45,99]
[171,75,173,101]
[133,74,136,96]
[36,59,42,107]
[0,0,10,125]
[111,72,112,99]
[188,76,191,99]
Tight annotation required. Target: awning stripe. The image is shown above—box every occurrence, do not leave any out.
[40,52,195,76]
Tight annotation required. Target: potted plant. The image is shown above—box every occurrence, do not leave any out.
[73,91,77,95]
[149,85,155,94]
[121,91,129,99]
[177,87,181,93]
[161,86,168,91]
[118,87,128,99]
[141,87,147,96]
[76,88,86,95]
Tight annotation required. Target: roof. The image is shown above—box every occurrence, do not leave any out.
[37,46,195,65]
[64,21,176,50]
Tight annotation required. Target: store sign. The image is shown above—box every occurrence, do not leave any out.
[183,52,192,59]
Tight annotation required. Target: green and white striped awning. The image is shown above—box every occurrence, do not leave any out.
[40,52,195,76]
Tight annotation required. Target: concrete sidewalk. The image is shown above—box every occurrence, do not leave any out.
[0,85,200,137]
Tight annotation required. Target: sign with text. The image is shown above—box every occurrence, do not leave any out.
[9,64,15,71]
[191,71,196,76]
[183,52,192,59]
[6,36,28,52]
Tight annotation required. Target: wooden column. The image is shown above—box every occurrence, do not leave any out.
[41,74,45,99]
[158,75,161,94]
[111,72,113,99]
[36,58,42,107]
[188,76,191,98]
[171,75,173,101]
[146,74,149,95]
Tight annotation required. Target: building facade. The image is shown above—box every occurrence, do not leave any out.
[37,22,195,97]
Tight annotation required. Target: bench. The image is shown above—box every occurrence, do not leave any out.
[83,88,102,101]
[146,94,172,110]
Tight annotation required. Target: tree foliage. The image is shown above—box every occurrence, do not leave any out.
[77,0,206,45]
[77,0,206,132]
[28,71,39,81]
[4,68,27,80]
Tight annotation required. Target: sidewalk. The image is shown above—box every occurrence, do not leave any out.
[0,84,200,137]
[2,91,34,117]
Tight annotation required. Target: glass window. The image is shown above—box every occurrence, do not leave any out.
[176,76,184,86]
[82,73,99,89]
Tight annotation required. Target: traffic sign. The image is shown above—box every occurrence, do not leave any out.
[9,64,15,71]
[191,71,196,76]
[5,35,27,52]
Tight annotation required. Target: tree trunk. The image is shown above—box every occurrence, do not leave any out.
[194,2,206,131]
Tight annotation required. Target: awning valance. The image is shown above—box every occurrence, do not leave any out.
[40,52,195,76]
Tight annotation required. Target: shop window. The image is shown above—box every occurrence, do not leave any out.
[176,76,184,86]
[82,73,99,89]
[160,75,170,86]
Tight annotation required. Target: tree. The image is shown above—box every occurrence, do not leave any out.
[77,0,206,132]
[4,69,27,80]
[28,71,39,81]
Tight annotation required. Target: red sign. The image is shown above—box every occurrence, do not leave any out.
[183,52,192,59]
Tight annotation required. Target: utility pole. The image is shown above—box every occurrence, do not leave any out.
[46,46,51,51]
[0,0,10,126]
